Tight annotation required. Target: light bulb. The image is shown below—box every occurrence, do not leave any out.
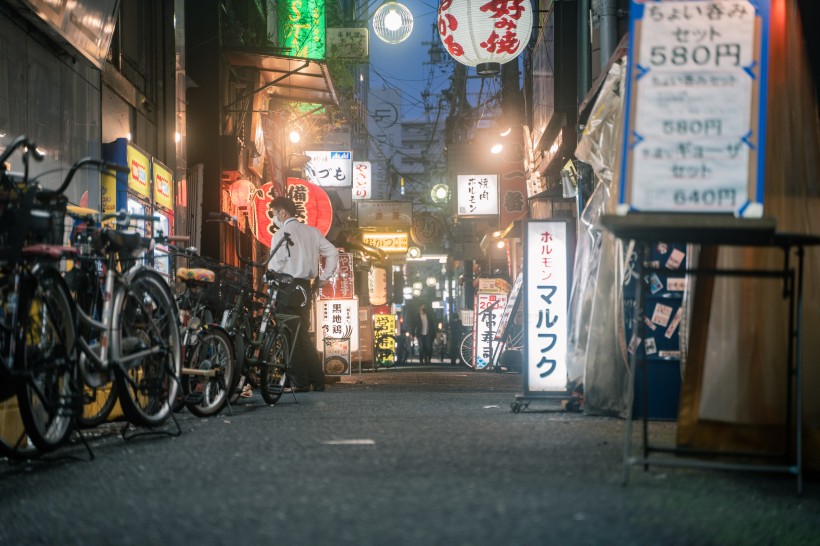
[289,131,300,144]
[384,10,402,31]
[490,143,503,154]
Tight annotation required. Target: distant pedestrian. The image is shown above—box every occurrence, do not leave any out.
[413,303,434,365]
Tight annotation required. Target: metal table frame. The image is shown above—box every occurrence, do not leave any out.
[602,214,819,495]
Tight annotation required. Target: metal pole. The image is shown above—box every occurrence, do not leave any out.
[600,0,618,69]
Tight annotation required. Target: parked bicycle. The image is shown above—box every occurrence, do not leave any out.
[0,136,78,456]
[169,240,237,417]
[208,213,299,405]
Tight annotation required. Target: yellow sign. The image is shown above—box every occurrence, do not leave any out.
[361,232,408,253]
[152,159,174,211]
[101,172,117,227]
[127,143,151,199]
[373,313,396,366]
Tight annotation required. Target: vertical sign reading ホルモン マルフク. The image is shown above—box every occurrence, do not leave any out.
[619,0,770,217]
[524,220,570,393]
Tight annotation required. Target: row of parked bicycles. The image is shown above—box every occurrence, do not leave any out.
[0,136,301,461]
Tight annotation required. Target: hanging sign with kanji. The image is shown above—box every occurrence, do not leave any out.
[352,160,372,200]
[305,150,352,187]
[457,174,499,216]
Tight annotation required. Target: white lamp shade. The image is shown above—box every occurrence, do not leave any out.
[373,2,414,44]
[437,0,533,75]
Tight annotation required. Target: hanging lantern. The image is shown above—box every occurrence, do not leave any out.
[252,178,334,248]
[369,266,387,306]
[286,177,333,236]
[229,179,255,208]
[372,2,414,44]
[437,0,533,76]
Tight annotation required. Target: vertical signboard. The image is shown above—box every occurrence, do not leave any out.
[524,220,570,392]
[152,159,174,212]
[315,298,359,352]
[373,313,396,366]
[474,292,508,370]
[319,251,355,300]
[352,160,372,199]
[619,0,770,217]
[277,0,326,60]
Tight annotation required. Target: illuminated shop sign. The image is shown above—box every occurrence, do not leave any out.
[373,313,396,365]
[152,159,174,211]
[277,0,326,60]
[457,174,498,216]
[524,220,569,392]
[319,252,355,300]
[474,292,508,370]
[305,150,351,187]
[361,232,409,253]
[127,144,151,200]
[315,298,359,351]
[352,160,372,199]
[356,200,412,228]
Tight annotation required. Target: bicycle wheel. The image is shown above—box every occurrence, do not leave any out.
[15,267,79,452]
[66,266,119,428]
[182,326,236,417]
[0,276,40,459]
[113,270,181,428]
[459,332,475,369]
[260,330,289,405]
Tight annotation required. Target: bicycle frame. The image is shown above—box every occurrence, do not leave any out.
[74,217,166,379]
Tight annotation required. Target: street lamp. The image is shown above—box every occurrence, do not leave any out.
[373,2,414,44]
[430,184,449,204]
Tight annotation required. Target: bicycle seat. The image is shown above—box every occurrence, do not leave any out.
[175,267,216,283]
[94,227,150,255]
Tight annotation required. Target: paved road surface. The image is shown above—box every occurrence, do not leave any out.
[1,365,818,545]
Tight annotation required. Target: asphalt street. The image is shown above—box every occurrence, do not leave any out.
[1,364,818,545]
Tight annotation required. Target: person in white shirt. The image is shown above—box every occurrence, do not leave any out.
[268,196,339,392]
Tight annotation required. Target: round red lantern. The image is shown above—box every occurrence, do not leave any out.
[253,178,334,248]
[285,177,333,236]
[437,0,533,76]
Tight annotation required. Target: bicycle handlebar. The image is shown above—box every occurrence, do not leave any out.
[0,135,43,166]
[50,157,128,196]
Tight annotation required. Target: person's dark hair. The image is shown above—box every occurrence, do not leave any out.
[270,196,298,216]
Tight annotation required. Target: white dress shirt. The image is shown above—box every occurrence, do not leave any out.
[268,217,339,281]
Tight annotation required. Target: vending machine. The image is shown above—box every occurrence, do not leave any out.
[102,138,153,237]
[151,158,174,279]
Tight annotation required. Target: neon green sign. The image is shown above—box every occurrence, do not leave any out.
[277,0,326,60]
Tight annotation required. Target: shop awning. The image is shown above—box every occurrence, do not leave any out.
[224,50,338,106]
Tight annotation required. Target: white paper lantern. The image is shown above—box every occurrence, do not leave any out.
[437,0,533,76]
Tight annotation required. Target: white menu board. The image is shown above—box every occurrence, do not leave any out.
[619,0,770,217]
